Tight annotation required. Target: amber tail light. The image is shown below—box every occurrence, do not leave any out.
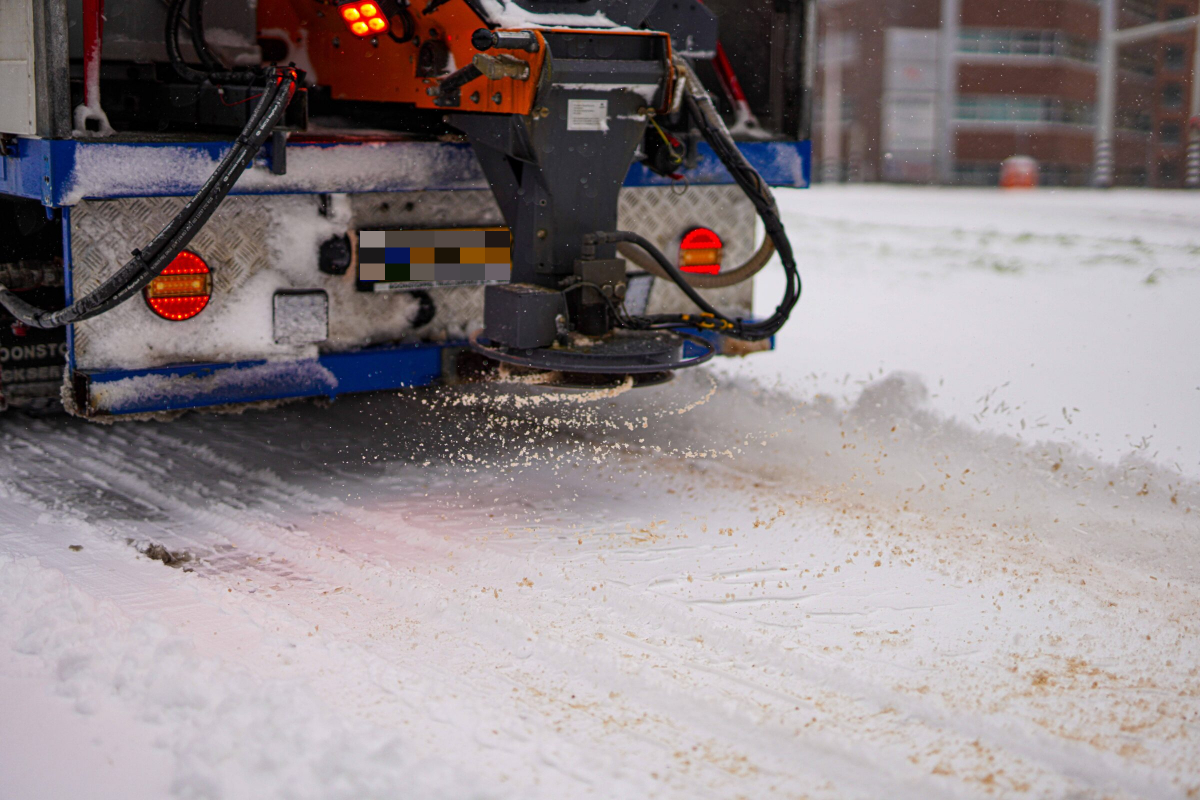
[678,227,723,275]
[144,250,212,321]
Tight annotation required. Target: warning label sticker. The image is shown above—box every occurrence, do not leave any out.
[567,99,609,132]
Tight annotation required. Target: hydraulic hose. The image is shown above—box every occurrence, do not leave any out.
[165,0,211,83]
[166,0,260,85]
[678,57,800,340]
[0,67,300,329]
[188,0,225,72]
[590,231,725,321]
[592,57,801,341]
[616,236,775,290]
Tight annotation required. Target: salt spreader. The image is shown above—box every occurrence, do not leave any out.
[0,0,812,418]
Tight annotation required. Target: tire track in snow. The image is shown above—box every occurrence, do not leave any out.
[0,371,1197,798]
[0,414,1019,797]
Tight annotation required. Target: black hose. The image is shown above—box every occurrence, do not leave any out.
[587,231,724,322]
[0,68,300,329]
[165,0,210,83]
[76,75,291,319]
[188,0,224,72]
[388,3,417,44]
[588,58,802,342]
[166,0,261,85]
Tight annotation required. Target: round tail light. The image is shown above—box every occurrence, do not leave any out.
[144,250,212,321]
[678,227,723,275]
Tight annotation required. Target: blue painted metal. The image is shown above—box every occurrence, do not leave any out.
[626,140,811,191]
[682,328,776,359]
[0,138,74,205]
[81,341,449,416]
[2,136,810,205]
[81,328,775,416]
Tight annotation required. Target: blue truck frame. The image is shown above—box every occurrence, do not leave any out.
[1,135,810,417]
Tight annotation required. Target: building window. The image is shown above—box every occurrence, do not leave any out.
[1162,82,1185,109]
[1159,159,1180,182]
[1124,0,1157,20]
[1164,44,1187,71]
[1160,121,1183,145]
[1166,5,1189,21]
[955,95,1095,125]
[1118,109,1153,132]
[957,28,1096,62]
[1119,49,1157,76]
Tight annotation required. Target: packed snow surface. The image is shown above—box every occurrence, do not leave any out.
[1,186,1198,799]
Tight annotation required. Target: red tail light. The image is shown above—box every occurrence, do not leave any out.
[339,0,389,37]
[144,251,212,321]
[679,227,723,275]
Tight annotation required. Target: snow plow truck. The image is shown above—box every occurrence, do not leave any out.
[0,0,811,419]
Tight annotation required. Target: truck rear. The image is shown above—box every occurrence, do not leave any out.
[0,0,812,419]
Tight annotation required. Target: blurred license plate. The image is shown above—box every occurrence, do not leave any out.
[357,227,512,292]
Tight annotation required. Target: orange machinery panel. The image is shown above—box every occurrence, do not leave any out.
[258,0,546,115]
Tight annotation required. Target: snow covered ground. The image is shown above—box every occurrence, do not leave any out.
[1,186,1198,799]
[742,186,1200,476]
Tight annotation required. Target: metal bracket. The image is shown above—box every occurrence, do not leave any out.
[433,63,483,107]
[270,130,288,175]
[473,53,530,81]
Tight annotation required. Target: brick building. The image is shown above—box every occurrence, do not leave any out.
[1149,0,1199,184]
[813,0,1197,186]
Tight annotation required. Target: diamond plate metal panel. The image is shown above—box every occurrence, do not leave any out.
[618,184,756,317]
[426,286,486,339]
[72,196,268,297]
[67,186,757,372]
[71,196,270,365]
[348,191,501,340]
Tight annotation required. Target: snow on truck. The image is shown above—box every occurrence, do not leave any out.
[0,0,811,419]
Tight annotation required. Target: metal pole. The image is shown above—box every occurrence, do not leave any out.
[1093,0,1117,187]
[801,0,818,144]
[821,21,843,183]
[1112,15,1200,43]
[936,0,960,184]
[1186,19,1200,187]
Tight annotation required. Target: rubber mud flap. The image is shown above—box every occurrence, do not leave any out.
[0,287,69,412]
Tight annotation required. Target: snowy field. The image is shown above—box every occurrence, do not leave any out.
[1,185,1198,799]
